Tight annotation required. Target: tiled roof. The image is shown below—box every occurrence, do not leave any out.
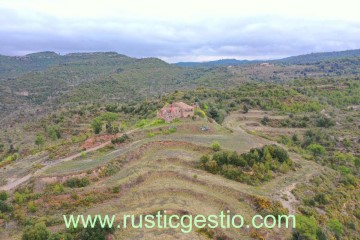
[173,102,193,109]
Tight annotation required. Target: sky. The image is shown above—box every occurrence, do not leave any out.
[1,0,360,62]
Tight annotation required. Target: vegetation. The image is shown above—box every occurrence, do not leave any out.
[64,177,90,188]
[200,145,294,185]
[0,50,359,239]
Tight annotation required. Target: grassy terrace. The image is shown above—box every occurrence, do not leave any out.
[1,114,325,239]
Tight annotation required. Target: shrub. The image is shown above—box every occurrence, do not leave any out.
[64,177,90,188]
[22,222,49,240]
[328,219,343,238]
[28,201,37,213]
[112,186,121,193]
[91,117,103,134]
[111,134,129,144]
[293,215,318,240]
[306,144,325,156]
[52,184,64,194]
[211,141,221,151]
[316,117,335,128]
[75,222,114,240]
[194,108,206,118]
[0,191,8,201]
[35,134,45,148]
[0,200,12,213]
[47,126,61,141]
[261,116,270,125]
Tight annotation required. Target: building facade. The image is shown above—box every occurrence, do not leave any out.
[157,102,195,122]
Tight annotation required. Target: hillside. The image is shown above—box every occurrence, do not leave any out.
[276,48,360,64]
[174,48,360,67]
[0,50,359,240]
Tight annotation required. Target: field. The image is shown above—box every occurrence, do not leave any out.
[0,112,330,239]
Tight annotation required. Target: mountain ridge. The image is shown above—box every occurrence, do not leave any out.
[174,48,360,67]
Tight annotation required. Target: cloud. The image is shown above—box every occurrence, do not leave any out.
[1,0,360,62]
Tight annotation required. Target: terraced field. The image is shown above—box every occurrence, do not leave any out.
[0,115,326,239]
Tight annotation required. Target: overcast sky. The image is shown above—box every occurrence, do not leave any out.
[1,0,360,62]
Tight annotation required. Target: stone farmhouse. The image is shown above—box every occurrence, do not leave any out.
[157,102,195,122]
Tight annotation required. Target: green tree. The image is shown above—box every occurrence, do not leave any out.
[293,215,318,240]
[0,200,12,212]
[35,134,45,148]
[47,126,60,141]
[22,222,49,240]
[306,144,325,156]
[76,222,114,240]
[327,219,343,238]
[100,112,118,122]
[91,117,103,134]
[0,191,8,201]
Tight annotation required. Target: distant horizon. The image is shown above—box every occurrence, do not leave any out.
[2,0,360,63]
[1,47,360,64]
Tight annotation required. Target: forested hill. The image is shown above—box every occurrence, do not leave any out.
[275,49,360,64]
[1,49,360,123]
[0,52,134,79]
[175,59,260,67]
[174,48,360,67]
[0,52,234,122]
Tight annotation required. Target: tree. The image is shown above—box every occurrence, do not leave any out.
[75,222,114,240]
[91,117,103,134]
[207,106,220,120]
[316,117,335,128]
[293,215,318,240]
[272,147,289,163]
[306,144,325,156]
[0,200,12,212]
[100,112,118,122]
[0,191,8,201]
[35,134,45,148]
[47,126,60,141]
[22,222,49,240]
[327,219,343,238]
[243,105,249,113]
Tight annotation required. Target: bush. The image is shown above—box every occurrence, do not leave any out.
[316,117,335,128]
[22,222,49,240]
[111,134,129,144]
[261,116,270,125]
[306,144,325,156]
[293,215,318,240]
[75,222,114,240]
[35,134,45,148]
[0,200,12,212]
[194,108,206,118]
[112,186,121,193]
[211,141,221,151]
[64,177,90,188]
[47,126,61,141]
[91,117,103,134]
[0,191,8,201]
[200,145,292,185]
[52,184,64,194]
[328,219,343,238]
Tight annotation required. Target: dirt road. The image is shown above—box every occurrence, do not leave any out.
[0,131,134,191]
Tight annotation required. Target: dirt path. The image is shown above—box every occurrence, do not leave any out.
[0,130,135,191]
[222,111,317,214]
[277,183,298,214]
